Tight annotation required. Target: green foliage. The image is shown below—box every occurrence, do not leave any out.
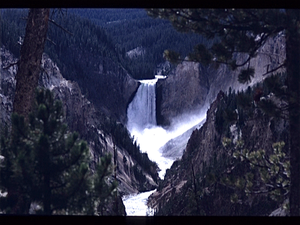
[101,116,159,183]
[215,72,287,138]
[214,90,240,135]
[257,98,282,118]
[238,68,255,84]
[188,43,213,66]
[163,50,181,65]
[0,89,116,215]
[263,73,287,99]
[93,154,118,215]
[224,139,289,206]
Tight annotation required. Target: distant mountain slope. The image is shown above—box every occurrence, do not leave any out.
[69,8,210,79]
[1,9,136,123]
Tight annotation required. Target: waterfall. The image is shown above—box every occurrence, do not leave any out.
[127,79,158,131]
[124,75,207,216]
[126,75,206,179]
[127,75,174,179]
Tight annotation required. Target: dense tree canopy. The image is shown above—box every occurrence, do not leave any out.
[69,8,210,79]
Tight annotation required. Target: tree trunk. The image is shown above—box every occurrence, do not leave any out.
[8,8,50,214]
[13,8,50,120]
[286,9,300,217]
[191,162,200,214]
[43,172,51,215]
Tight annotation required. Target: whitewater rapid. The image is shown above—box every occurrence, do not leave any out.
[122,189,156,216]
[123,75,206,216]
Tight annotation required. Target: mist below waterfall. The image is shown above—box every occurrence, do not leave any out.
[126,76,206,179]
[124,76,206,216]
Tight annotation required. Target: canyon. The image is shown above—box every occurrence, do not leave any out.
[0,11,287,214]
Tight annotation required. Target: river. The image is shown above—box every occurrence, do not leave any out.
[124,75,206,216]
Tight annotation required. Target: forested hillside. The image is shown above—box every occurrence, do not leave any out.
[0,9,27,57]
[69,8,211,79]
[1,8,211,115]
[1,9,134,123]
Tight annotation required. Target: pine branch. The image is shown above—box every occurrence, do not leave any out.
[237,154,267,169]
[262,63,286,77]
[21,15,73,36]
[2,61,19,70]
[247,182,289,195]
[48,19,73,36]
[46,37,57,46]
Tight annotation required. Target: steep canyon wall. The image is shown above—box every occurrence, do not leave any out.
[156,33,285,127]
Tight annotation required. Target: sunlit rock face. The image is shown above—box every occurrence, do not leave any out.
[156,60,209,127]
[156,33,285,127]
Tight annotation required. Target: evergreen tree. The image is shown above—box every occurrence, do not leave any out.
[147,8,300,216]
[222,139,290,213]
[0,89,116,215]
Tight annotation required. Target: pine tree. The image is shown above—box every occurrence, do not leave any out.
[0,89,116,215]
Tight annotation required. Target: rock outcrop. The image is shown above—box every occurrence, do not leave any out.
[156,33,285,127]
[148,89,289,215]
[156,60,209,126]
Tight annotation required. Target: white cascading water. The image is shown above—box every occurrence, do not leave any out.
[123,75,206,216]
[127,78,158,131]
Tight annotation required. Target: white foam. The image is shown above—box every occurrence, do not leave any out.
[122,189,156,216]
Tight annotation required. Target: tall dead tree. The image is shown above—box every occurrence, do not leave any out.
[13,8,50,121]
[7,8,50,214]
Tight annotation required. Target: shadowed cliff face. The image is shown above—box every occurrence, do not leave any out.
[156,33,285,127]
[0,46,159,215]
[58,46,140,124]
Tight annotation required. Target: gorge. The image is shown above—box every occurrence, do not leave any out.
[123,31,287,216]
[0,8,289,216]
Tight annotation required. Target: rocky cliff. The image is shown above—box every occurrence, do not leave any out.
[156,33,285,127]
[148,88,289,215]
[55,46,139,124]
[147,33,288,215]
[0,46,159,215]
